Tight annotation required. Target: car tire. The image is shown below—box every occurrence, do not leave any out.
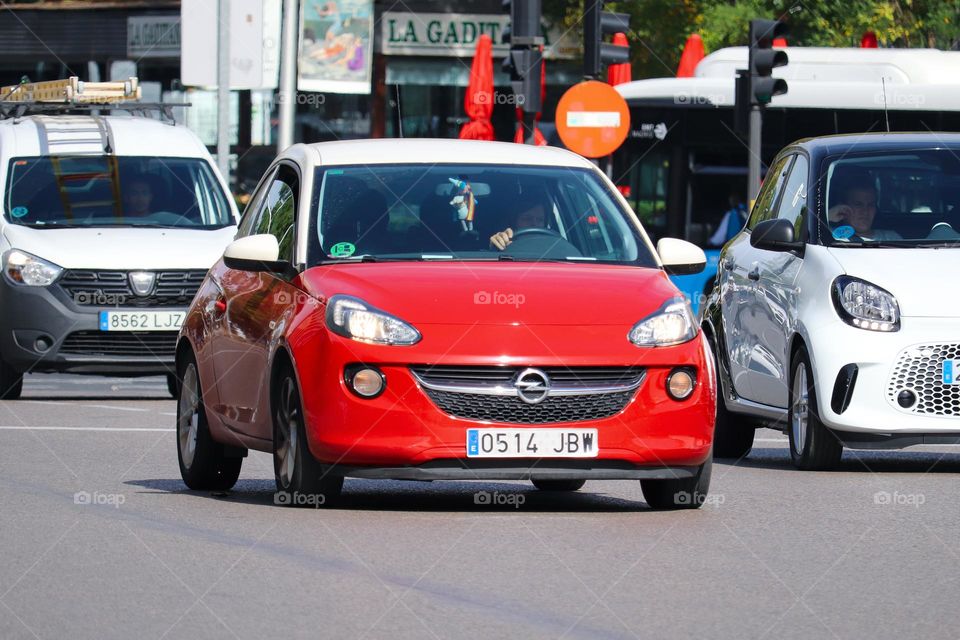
[273,366,343,507]
[166,373,178,398]
[710,339,754,459]
[531,479,586,492]
[0,358,23,400]
[640,455,712,510]
[788,346,843,471]
[176,353,242,491]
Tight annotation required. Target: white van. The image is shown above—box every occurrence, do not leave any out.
[0,83,238,399]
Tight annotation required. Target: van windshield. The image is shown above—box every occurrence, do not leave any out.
[823,150,960,246]
[308,164,657,267]
[5,156,234,228]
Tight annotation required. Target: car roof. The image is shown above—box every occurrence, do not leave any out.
[0,115,212,158]
[788,131,960,156]
[285,139,597,169]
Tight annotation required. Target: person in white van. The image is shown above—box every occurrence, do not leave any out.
[0,81,238,400]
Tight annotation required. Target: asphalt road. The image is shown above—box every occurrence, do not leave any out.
[3,373,960,640]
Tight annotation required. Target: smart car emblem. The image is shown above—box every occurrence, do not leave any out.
[515,368,550,405]
[128,271,156,297]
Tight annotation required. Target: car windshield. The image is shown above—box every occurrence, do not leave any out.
[5,156,233,228]
[309,164,656,266]
[823,150,960,246]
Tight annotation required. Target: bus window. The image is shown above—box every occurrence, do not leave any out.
[620,150,668,241]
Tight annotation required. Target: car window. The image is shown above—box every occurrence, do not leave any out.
[237,167,277,237]
[246,165,298,263]
[747,155,792,230]
[776,155,808,239]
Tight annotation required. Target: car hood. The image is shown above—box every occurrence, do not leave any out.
[2,225,237,270]
[300,262,679,326]
[827,247,960,317]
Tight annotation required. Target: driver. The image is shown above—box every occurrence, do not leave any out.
[827,174,901,241]
[123,175,155,218]
[489,194,548,251]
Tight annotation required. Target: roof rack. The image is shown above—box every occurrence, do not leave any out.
[0,76,189,123]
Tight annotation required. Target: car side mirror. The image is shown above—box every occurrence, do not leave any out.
[223,234,291,274]
[750,218,803,253]
[657,238,706,275]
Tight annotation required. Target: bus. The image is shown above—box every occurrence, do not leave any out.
[612,46,960,313]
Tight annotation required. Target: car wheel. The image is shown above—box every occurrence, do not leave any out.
[166,373,178,398]
[176,354,242,491]
[0,358,23,400]
[788,346,843,470]
[273,367,343,507]
[640,455,712,510]
[710,338,754,459]
[531,479,586,492]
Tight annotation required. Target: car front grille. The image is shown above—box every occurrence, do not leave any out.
[60,331,178,358]
[59,270,206,308]
[410,366,644,424]
[887,343,960,416]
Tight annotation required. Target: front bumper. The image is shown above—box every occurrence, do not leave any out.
[0,277,181,375]
[293,329,716,473]
[811,316,960,438]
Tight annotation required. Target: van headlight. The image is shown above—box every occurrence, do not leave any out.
[326,295,421,345]
[629,297,697,347]
[3,249,63,286]
[831,276,900,332]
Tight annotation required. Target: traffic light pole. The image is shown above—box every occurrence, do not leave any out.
[748,105,762,202]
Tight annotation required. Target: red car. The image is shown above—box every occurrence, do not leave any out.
[175,140,715,508]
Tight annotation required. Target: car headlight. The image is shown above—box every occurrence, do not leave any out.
[628,297,698,347]
[831,276,900,332]
[3,249,63,286]
[326,295,421,345]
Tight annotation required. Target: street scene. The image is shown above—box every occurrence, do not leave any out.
[2,0,960,638]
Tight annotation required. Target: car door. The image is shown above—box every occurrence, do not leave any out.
[750,154,809,408]
[211,163,302,442]
[720,154,792,403]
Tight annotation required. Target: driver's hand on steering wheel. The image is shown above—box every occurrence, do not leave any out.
[490,228,513,251]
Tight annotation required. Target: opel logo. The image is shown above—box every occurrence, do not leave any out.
[515,368,550,405]
[128,271,157,297]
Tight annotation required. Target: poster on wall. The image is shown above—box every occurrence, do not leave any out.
[298,0,373,94]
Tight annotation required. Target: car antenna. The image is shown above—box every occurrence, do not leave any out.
[881,77,891,132]
[395,85,404,138]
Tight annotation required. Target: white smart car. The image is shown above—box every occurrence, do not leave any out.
[704,133,960,469]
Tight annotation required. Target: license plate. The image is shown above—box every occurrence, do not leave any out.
[466,428,598,458]
[945,360,959,385]
[99,310,184,331]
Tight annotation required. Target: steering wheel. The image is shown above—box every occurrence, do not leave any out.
[503,226,582,258]
[510,227,564,240]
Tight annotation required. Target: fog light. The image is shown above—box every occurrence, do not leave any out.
[667,368,696,400]
[347,366,385,398]
[34,337,52,352]
[897,389,917,409]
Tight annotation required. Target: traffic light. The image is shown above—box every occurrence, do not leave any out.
[748,19,788,105]
[502,0,543,114]
[583,1,630,79]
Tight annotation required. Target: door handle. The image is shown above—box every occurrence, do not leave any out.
[748,267,760,281]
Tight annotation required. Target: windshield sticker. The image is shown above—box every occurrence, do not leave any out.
[329,242,356,258]
[448,178,475,231]
[832,225,855,240]
[10,206,28,218]
[328,169,344,175]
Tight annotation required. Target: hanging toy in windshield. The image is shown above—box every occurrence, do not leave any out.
[448,178,476,232]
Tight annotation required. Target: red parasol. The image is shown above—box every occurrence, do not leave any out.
[861,31,878,48]
[606,33,632,85]
[459,34,495,141]
[676,33,705,78]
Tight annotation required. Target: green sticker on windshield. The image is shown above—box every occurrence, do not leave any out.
[329,242,356,258]
[10,206,28,218]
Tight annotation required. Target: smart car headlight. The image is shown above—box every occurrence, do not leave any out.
[326,295,421,345]
[3,249,63,286]
[629,297,697,347]
[831,276,900,332]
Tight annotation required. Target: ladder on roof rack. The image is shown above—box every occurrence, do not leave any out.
[1,77,140,103]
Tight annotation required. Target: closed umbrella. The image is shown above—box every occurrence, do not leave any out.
[676,33,705,77]
[606,33,632,86]
[459,34,495,141]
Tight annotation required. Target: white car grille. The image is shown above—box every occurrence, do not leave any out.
[887,343,960,416]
